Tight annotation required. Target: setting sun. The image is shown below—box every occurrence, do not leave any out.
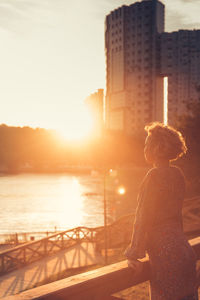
[55,106,94,141]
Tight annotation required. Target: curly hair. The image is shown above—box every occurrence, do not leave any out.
[144,122,187,162]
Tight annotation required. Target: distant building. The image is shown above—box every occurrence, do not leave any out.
[85,89,104,137]
[105,0,200,133]
[105,0,165,135]
[161,30,200,126]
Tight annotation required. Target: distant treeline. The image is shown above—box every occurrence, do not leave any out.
[0,124,145,173]
[0,103,200,197]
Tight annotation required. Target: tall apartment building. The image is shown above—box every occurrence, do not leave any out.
[105,0,165,135]
[161,30,200,126]
[85,89,104,137]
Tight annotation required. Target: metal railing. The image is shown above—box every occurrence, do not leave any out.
[0,231,58,245]
[0,226,103,275]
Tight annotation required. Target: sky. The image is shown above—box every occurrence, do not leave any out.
[0,0,199,136]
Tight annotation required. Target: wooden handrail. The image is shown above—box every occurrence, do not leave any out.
[3,237,200,300]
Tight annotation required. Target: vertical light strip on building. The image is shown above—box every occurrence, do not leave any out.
[164,77,168,125]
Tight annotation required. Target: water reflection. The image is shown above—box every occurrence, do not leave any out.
[59,177,83,228]
[0,168,147,234]
[0,173,104,234]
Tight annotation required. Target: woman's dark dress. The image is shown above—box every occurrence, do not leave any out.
[125,166,198,300]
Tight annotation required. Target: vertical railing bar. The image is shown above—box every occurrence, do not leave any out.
[23,248,26,265]
[61,233,64,249]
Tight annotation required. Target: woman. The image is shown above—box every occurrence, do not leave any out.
[125,122,198,300]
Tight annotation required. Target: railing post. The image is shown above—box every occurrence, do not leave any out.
[15,233,18,246]
[61,233,64,249]
[23,248,26,265]
[44,239,47,256]
[76,229,80,242]
[1,256,4,273]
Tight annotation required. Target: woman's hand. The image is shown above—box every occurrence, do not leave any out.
[124,245,146,261]
[127,259,143,276]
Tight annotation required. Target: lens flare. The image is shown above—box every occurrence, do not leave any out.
[118,186,126,195]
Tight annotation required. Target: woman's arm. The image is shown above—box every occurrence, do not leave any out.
[125,169,157,260]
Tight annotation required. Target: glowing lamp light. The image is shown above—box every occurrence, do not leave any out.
[118,186,126,195]
[109,169,118,177]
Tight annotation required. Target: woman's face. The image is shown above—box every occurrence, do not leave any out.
[144,135,154,164]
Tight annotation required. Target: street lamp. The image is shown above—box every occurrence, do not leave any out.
[103,169,125,265]
[103,170,108,265]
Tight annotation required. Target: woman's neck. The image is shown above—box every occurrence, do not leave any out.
[154,160,170,168]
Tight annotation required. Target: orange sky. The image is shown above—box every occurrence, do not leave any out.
[0,0,199,138]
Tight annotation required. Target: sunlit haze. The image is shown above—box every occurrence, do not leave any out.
[0,0,199,138]
[55,106,94,141]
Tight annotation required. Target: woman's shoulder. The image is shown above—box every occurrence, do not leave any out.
[170,165,184,175]
[145,167,159,178]
[144,165,185,183]
[141,167,158,185]
[169,165,186,184]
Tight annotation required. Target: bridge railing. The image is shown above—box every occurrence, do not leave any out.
[3,237,200,300]
[0,226,103,275]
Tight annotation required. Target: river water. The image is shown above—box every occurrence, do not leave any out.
[0,173,105,234]
[0,168,147,235]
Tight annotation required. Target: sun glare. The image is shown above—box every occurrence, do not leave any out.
[56,106,94,141]
[59,177,83,228]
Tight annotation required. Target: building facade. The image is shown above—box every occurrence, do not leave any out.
[105,0,200,133]
[161,30,200,126]
[105,0,165,135]
[85,89,104,137]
